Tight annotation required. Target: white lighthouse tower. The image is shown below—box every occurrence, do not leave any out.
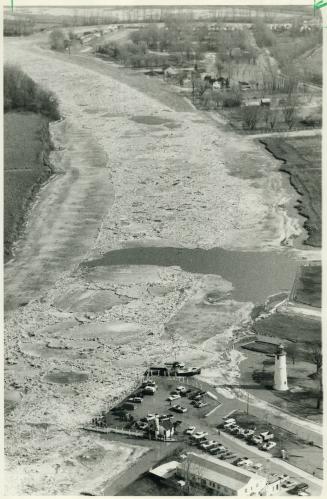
[273,344,288,391]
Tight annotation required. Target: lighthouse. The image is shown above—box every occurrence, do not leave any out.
[273,344,288,391]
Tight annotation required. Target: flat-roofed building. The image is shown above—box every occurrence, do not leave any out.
[177,453,267,496]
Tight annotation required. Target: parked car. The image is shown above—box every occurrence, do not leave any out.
[145,413,159,421]
[282,480,297,489]
[172,404,187,413]
[230,426,241,434]
[236,457,253,467]
[260,441,276,451]
[251,435,263,445]
[167,394,181,401]
[236,427,246,437]
[291,483,309,494]
[192,431,208,440]
[223,417,236,424]
[223,421,235,429]
[194,401,208,408]
[185,426,196,435]
[128,397,142,403]
[201,440,219,450]
[189,391,202,400]
[176,386,186,392]
[260,431,274,441]
[243,429,255,438]
[209,446,224,455]
[252,463,263,470]
[143,386,156,395]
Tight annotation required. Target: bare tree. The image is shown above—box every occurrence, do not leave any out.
[316,368,323,410]
[287,342,300,365]
[309,343,322,373]
[242,105,261,130]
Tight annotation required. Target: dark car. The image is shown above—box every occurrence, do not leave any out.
[291,484,309,493]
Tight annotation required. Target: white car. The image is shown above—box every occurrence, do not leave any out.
[145,413,159,421]
[260,441,276,451]
[177,386,186,392]
[244,429,255,438]
[252,435,263,445]
[224,421,236,429]
[185,426,196,435]
[192,431,208,440]
[167,394,181,401]
[237,458,253,467]
[201,440,219,450]
[283,480,297,489]
[223,418,236,425]
[260,431,274,441]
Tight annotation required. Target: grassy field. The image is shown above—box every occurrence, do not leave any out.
[291,264,321,308]
[260,135,321,247]
[4,112,51,262]
[253,312,321,345]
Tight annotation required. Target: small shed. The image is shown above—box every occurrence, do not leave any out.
[261,98,271,107]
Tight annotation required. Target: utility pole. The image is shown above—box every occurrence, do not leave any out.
[246,392,250,415]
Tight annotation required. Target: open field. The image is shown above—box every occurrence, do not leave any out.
[260,136,321,247]
[4,112,51,262]
[253,312,321,345]
[291,264,321,309]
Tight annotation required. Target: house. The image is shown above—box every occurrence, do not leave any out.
[244,100,261,107]
[149,417,175,440]
[177,453,267,496]
[263,476,282,496]
[212,81,221,90]
[164,66,179,78]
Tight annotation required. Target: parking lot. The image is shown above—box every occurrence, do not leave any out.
[101,376,218,435]
[89,376,322,495]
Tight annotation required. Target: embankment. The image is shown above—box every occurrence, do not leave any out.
[260,136,321,248]
[4,112,53,262]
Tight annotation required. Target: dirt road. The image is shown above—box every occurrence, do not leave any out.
[4,35,315,495]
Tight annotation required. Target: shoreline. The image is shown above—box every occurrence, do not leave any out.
[4,112,54,264]
[3,35,321,496]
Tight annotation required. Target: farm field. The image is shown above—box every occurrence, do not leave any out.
[4,112,51,262]
[260,135,321,247]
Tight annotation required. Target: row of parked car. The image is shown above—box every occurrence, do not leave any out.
[184,426,264,470]
[222,418,277,451]
[166,386,208,410]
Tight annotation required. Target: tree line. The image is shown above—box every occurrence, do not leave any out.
[4,65,60,121]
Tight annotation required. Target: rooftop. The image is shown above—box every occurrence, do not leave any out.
[179,453,266,492]
[150,460,179,479]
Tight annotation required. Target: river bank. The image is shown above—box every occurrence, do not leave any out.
[3,33,320,496]
[4,112,53,263]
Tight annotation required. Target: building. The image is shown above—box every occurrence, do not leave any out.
[274,344,288,391]
[263,476,282,496]
[149,417,175,440]
[177,453,267,496]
